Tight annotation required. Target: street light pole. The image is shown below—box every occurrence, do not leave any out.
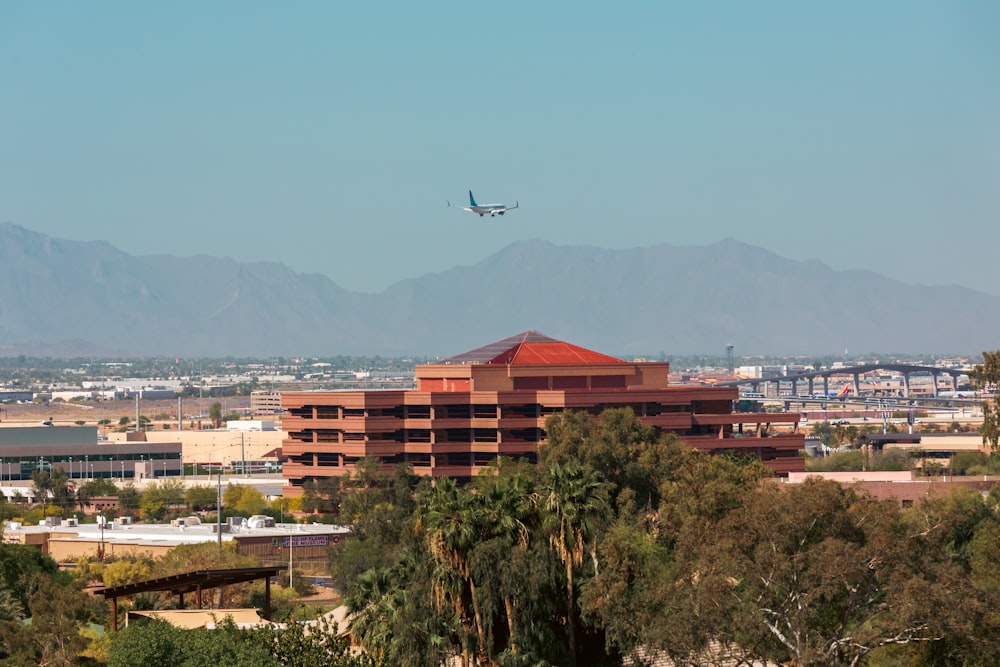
[216,467,223,559]
[241,433,248,478]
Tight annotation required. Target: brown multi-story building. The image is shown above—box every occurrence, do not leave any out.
[281,331,805,495]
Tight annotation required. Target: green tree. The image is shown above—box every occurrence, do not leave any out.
[209,401,223,428]
[578,520,670,665]
[345,566,446,667]
[972,351,1000,450]
[869,446,912,471]
[537,410,595,469]
[139,490,166,521]
[102,559,153,587]
[541,462,610,667]
[155,541,258,577]
[951,450,989,475]
[471,465,535,655]
[257,615,375,667]
[224,484,266,516]
[807,449,865,472]
[83,477,119,497]
[0,544,60,618]
[27,579,92,666]
[300,476,343,516]
[185,484,218,511]
[628,444,765,665]
[117,483,140,511]
[417,477,483,665]
[702,479,967,666]
[0,589,23,622]
[0,577,96,667]
[108,617,276,667]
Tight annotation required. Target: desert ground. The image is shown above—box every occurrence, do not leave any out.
[0,397,250,430]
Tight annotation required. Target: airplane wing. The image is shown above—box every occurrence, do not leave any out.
[494,202,519,215]
[447,200,475,212]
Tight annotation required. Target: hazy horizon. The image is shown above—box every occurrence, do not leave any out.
[3,3,998,293]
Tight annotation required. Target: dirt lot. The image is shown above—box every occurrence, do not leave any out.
[0,398,245,429]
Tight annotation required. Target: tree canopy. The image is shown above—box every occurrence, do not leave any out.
[3,405,1000,665]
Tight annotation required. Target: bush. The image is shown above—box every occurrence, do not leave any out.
[870,448,912,471]
[950,451,988,475]
[807,449,864,472]
[277,569,315,597]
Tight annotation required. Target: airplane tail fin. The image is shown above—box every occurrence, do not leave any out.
[469,190,478,207]
[447,200,452,208]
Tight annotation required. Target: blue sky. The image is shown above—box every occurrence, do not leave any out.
[2,2,998,293]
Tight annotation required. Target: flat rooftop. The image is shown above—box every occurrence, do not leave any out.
[7,519,351,549]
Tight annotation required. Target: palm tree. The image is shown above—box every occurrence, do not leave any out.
[347,562,455,667]
[541,462,610,667]
[417,478,484,667]
[346,568,397,664]
[475,470,535,655]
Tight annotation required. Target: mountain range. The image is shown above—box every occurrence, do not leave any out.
[0,222,996,358]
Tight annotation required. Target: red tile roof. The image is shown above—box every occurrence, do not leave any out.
[443,331,624,366]
[489,341,624,365]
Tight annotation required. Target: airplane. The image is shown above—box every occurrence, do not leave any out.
[448,191,518,217]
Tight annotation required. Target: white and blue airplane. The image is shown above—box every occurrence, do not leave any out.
[448,191,518,217]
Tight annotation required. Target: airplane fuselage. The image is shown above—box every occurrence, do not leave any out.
[470,205,507,217]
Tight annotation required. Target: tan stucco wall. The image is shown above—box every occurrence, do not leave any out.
[107,430,284,465]
[48,538,170,561]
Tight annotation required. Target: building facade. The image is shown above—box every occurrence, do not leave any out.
[250,391,283,418]
[281,332,805,495]
[0,426,182,483]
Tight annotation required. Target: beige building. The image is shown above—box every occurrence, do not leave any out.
[250,391,283,418]
[107,429,284,467]
[5,517,349,564]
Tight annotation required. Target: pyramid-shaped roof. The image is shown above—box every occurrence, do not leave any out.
[442,331,625,366]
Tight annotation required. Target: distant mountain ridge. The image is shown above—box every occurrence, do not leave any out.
[0,222,996,357]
